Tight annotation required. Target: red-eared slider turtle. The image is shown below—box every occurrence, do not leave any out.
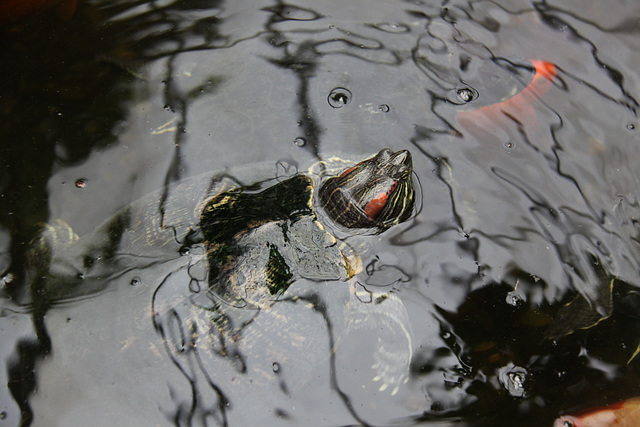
[28,148,416,399]
[197,148,413,309]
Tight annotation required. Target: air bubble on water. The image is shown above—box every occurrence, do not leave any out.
[328,87,352,108]
[504,141,515,149]
[498,365,528,397]
[456,87,478,103]
[506,291,524,307]
[0,412,6,420]
[293,137,306,147]
[378,104,390,112]
[130,276,142,286]
[627,122,637,131]
[75,179,87,189]
[179,246,190,256]
[272,362,281,373]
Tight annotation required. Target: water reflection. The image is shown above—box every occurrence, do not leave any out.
[407,277,640,426]
[2,0,640,425]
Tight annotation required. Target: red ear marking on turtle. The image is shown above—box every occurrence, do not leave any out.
[364,181,397,220]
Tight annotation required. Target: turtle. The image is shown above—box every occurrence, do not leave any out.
[197,148,414,310]
[27,148,417,403]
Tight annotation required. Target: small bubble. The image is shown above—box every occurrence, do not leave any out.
[0,412,6,420]
[75,179,87,189]
[504,141,515,149]
[378,104,390,113]
[498,365,528,397]
[77,273,85,280]
[293,137,306,147]
[272,362,281,373]
[627,122,636,131]
[329,24,336,29]
[179,247,190,256]
[328,87,352,108]
[130,276,142,286]
[164,105,175,113]
[506,291,524,307]
[456,87,478,103]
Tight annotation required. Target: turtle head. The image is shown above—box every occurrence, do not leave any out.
[319,148,415,231]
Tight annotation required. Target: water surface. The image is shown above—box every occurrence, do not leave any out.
[1,0,640,426]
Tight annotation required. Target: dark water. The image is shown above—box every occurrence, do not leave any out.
[1,0,640,426]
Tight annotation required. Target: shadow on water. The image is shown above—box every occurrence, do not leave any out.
[0,4,135,424]
[405,275,640,427]
[2,0,640,426]
[0,0,229,424]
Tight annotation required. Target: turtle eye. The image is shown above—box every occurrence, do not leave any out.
[394,164,410,179]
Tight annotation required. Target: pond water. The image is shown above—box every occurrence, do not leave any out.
[1,0,640,426]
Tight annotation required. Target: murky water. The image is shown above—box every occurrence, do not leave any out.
[1,0,640,426]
